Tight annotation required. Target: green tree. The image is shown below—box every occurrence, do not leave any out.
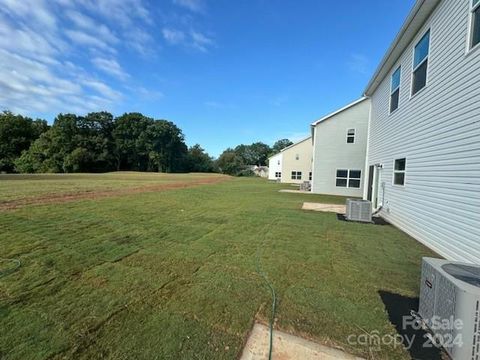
[234,142,271,166]
[186,144,216,172]
[271,138,293,154]
[0,111,49,172]
[216,148,245,175]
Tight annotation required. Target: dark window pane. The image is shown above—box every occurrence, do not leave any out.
[349,170,361,179]
[394,172,405,185]
[336,178,347,187]
[390,89,399,112]
[412,60,428,94]
[395,158,406,171]
[347,136,354,143]
[391,67,401,90]
[336,170,348,178]
[347,129,355,135]
[349,179,361,188]
[414,31,430,67]
[473,6,480,48]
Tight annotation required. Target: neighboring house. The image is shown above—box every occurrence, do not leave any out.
[252,166,269,178]
[268,153,283,180]
[363,0,480,263]
[310,97,370,197]
[268,137,313,184]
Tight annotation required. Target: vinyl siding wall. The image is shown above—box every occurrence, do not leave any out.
[366,0,480,263]
[280,138,313,184]
[268,153,282,180]
[311,99,370,197]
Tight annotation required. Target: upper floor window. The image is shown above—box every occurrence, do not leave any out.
[390,67,401,113]
[277,160,280,165]
[346,129,355,143]
[393,158,406,186]
[412,30,430,95]
[295,154,299,160]
[471,0,480,49]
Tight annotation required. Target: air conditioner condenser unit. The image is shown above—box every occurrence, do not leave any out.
[345,199,372,223]
[418,257,480,360]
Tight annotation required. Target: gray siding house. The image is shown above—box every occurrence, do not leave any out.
[363,0,480,263]
[311,97,370,197]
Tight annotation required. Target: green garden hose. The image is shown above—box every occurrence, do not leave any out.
[255,242,276,360]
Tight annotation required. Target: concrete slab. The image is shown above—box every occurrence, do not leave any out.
[279,189,313,194]
[240,323,363,360]
[302,202,346,214]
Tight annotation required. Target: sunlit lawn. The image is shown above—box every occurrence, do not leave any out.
[0,173,436,359]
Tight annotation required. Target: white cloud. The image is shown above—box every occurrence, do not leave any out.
[92,57,129,81]
[173,0,204,13]
[190,30,213,52]
[162,28,214,52]
[162,28,186,45]
[0,0,157,115]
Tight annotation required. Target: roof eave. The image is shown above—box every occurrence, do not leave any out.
[364,0,441,96]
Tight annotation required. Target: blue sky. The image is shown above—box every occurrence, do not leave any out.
[0,0,415,157]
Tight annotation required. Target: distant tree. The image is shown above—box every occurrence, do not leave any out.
[234,142,271,166]
[186,144,216,172]
[0,111,49,172]
[146,120,188,172]
[216,148,245,175]
[271,138,293,154]
[113,112,152,171]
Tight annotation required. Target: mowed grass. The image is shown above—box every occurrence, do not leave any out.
[0,173,436,359]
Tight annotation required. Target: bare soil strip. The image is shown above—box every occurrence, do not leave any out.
[0,176,229,211]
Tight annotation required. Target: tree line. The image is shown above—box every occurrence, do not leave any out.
[0,110,292,175]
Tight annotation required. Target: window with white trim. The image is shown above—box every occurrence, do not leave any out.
[346,129,355,143]
[471,0,480,49]
[275,172,281,178]
[335,170,361,188]
[277,160,280,165]
[393,158,406,186]
[291,171,302,180]
[412,30,430,95]
[295,154,299,160]
[309,172,312,181]
[390,67,401,113]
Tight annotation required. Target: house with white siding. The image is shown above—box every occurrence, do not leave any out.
[310,97,370,197]
[268,137,312,184]
[363,0,480,263]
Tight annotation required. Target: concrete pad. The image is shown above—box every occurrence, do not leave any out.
[279,189,313,194]
[302,202,346,214]
[240,323,363,360]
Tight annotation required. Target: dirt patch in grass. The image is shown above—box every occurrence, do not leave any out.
[0,175,229,211]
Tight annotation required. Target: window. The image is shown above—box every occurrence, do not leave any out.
[309,172,312,181]
[291,171,302,180]
[275,172,281,178]
[295,154,299,160]
[346,129,355,143]
[412,30,430,95]
[393,158,406,186]
[277,160,280,165]
[336,169,361,188]
[390,67,401,113]
[471,0,480,49]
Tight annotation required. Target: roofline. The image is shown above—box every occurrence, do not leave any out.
[268,136,312,158]
[363,0,440,96]
[310,97,369,127]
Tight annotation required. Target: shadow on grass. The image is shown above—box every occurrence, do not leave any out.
[336,214,390,225]
[378,290,443,360]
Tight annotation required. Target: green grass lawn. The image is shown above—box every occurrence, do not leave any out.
[0,173,436,359]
